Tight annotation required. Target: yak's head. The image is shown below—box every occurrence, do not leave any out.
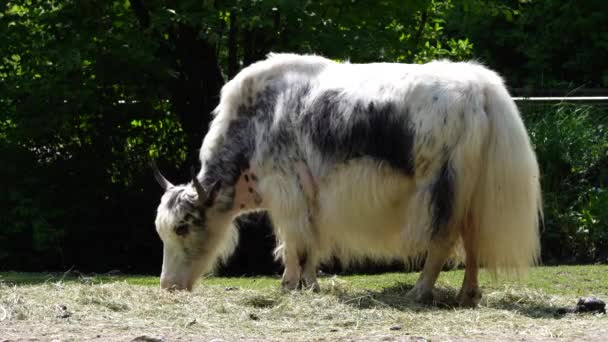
[151,162,238,291]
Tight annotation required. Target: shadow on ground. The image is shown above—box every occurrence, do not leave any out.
[334,282,565,319]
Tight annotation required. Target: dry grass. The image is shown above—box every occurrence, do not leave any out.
[0,265,607,341]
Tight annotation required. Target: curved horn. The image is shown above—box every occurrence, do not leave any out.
[190,166,206,204]
[149,160,174,190]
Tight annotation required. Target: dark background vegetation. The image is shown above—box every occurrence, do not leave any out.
[1,0,607,274]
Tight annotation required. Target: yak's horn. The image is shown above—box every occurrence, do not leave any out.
[190,166,206,204]
[149,160,174,190]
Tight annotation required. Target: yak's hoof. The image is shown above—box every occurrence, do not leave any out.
[457,287,482,307]
[406,287,434,305]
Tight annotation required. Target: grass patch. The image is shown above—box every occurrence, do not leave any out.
[1,265,606,341]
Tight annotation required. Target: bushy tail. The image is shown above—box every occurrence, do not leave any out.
[472,80,542,275]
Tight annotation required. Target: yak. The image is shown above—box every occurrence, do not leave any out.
[152,53,541,307]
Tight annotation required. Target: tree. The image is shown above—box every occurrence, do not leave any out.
[447,0,608,89]
[0,0,498,272]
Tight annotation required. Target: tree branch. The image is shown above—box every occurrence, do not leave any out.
[413,9,429,50]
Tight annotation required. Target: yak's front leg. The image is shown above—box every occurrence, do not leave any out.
[281,238,319,291]
[277,226,319,291]
[278,247,320,291]
[270,163,319,291]
[280,243,302,290]
[268,184,318,291]
[299,249,320,291]
[293,160,320,291]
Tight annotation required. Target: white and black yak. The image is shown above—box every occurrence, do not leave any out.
[152,53,541,307]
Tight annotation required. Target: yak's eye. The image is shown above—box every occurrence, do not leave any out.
[175,224,189,236]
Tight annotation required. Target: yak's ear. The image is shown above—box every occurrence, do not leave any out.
[204,180,221,207]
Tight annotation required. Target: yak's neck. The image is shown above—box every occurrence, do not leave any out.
[201,117,255,189]
[199,77,296,211]
[199,77,287,188]
[198,115,258,212]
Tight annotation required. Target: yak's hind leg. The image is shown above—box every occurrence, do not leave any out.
[457,214,482,307]
[406,230,458,304]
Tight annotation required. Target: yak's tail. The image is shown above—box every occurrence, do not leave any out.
[470,76,542,276]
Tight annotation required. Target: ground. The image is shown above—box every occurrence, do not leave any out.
[0,265,606,341]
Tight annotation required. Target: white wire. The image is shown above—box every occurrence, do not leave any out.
[513,96,608,101]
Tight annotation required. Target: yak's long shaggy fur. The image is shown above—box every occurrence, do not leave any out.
[153,53,541,301]
[200,53,541,272]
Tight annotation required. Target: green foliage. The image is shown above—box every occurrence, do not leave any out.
[448,0,608,88]
[409,1,474,63]
[0,0,187,270]
[524,103,608,262]
[210,0,474,67]
[1,0,606,272]
[0,0,488,271]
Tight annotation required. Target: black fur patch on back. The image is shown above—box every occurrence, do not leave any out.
[202,117,255,189]
[300,89,415,175]
[430,160,455,237]
[259,84,311,158]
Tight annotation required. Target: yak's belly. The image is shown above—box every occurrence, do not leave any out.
[315,161,430,260]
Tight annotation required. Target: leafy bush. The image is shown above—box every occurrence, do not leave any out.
[523,103,608,263]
